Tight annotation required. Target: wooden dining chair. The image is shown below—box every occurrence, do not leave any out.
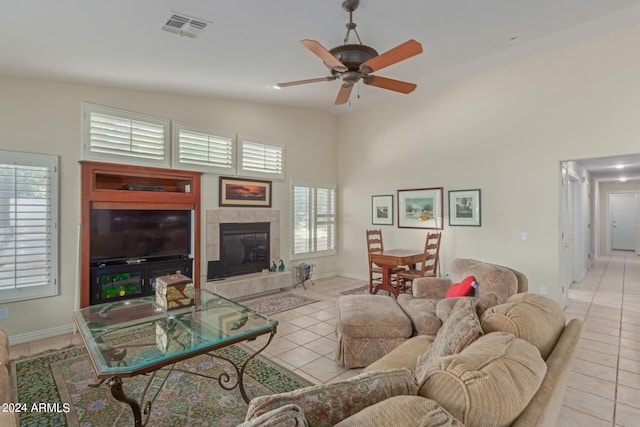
[396,232,442,294]
[366,229,404,293]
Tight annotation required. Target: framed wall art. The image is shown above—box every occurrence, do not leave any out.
[372,195,394,225]
[219,177,272,207]
[448,189,481,226]
[397,187,443,229]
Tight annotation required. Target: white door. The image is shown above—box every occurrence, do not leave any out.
[611,193,637,250]
[559,165,574,308]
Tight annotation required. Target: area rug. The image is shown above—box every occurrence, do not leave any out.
[243,292,319,315]
[12,344,313,427]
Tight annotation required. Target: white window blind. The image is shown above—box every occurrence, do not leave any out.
[173,123,236,174]
[83,103,170,167]
[0,151,59,302]
[239,138,284,180]
[292,182,336,258]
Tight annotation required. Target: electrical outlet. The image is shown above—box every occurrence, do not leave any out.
[0,308,8,320]
[521,232,528,241]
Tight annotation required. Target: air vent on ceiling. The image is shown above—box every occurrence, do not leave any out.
[162,12,210,38]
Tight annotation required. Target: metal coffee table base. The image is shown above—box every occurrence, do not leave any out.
[106,330,276,427]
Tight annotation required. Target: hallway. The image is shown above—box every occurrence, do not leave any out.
[559,251,640,426]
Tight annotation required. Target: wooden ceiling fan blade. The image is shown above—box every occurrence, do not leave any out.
[335,85,353,105]
[363,75,417,94]
[301,39,348,71]
[359,39,423,74]
[276,76,336,88]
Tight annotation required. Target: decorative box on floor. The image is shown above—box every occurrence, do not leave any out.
[156,273,195,310]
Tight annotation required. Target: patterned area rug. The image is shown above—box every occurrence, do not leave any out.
[243,292,319,315]
[12,343,313,427]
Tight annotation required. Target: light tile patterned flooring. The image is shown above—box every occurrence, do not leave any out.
[9,251,640,426]
[559,251,640,426]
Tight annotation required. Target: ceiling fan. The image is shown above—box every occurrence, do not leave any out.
[275,0,423,105]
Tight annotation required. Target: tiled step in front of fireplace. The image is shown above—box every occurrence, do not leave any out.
[204,271,293,300]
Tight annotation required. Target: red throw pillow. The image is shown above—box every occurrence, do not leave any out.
[446,276,477,298]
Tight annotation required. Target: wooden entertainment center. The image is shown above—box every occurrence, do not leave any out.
[80,161,202,307]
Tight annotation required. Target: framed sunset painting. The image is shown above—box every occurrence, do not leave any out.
[219,177,272,207]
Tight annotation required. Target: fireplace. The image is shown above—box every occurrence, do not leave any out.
[207,222,270,279]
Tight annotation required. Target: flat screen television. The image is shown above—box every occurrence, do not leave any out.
[90,209,192,262]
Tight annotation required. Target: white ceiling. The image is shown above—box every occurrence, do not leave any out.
[3,0,640,112]
[3,0,640,179]
[573,155,640,183]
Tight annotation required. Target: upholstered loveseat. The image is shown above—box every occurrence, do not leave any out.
[239,293,583,426]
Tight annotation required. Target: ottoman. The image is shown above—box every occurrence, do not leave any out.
[336,294,412,368]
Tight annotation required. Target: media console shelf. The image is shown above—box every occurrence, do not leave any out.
[80,161,202,307]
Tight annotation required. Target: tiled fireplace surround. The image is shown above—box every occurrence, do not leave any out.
[203,209,293,299]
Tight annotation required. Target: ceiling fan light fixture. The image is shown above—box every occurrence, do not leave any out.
[277,0,422,106]
[329,44,379,71]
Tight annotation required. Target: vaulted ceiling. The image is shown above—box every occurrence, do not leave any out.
[3,0,640,113]
[3,1,640,180]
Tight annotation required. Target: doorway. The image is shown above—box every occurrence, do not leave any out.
[608,193,638,251]
[559,164,577,308]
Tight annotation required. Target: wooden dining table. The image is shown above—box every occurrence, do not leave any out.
[369,249,424,298]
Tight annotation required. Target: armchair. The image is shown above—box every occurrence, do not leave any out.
[397,258,528,336]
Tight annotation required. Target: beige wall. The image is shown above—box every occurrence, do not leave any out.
[4,22,640,340]
[336,24,640,303]
[0,76,338,339]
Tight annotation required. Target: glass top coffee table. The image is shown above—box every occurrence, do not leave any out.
[73,289,277,427]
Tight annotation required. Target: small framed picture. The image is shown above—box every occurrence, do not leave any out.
[372,195,394,225]
[397,187,443,229]
[448,189,481,226]
[219,177,272,207]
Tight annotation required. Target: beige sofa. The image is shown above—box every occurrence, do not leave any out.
[239,293,583,427]
[0,329,19,427]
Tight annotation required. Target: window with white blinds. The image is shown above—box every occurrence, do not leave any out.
[0,151,59,302]
[292,182,336,259]
[83,103,170,168]
[239,138,284,180]
[173,123,236,174]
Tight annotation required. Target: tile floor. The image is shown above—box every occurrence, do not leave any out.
[9,251,640,426]
[559,250,640,426]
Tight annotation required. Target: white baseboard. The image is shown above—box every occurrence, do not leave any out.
[9,324,75,345]
[335,272,368,282]
[8,273,365,344]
